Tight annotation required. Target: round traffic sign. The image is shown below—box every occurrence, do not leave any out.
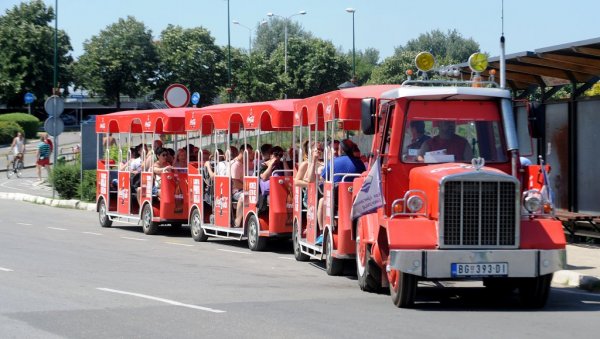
[24,92,35,105]
[191,92,200,105]
[44,116,64,137]
[164,84,190,108]
[44,96,65,117]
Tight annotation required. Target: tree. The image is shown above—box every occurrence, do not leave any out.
[270,37,351,98]
[155,25,226,105]
[253,17,312,56]
[0,0,73,107]
[399,29,480,66]
[73,16,158,108]
[347,47,380,85]
[230,50,279,102]
[369,29,480,84]
[368,50,417,84]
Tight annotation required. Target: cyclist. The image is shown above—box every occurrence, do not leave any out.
[9,132,25,167]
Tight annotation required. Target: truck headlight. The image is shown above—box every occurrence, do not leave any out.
[406,196,424,213]
[523,191,543,213]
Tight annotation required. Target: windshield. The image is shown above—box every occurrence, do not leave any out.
[401,101,508,164]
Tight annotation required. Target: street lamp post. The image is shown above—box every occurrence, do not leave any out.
[226,0,232,102]
[233,20,266,54]
[345,8,356,83]
[266,11,307,75]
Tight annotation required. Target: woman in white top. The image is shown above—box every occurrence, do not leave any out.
[204,149,228,178]
[10,132,26,162]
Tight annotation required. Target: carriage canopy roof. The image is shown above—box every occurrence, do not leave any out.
[95,108,188,134]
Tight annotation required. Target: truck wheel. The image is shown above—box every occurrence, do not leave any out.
[141,204,159,235]
[325,231,344,276]
[247,215,267,251]
[293,220,309,261]
[519,274,553,308]
[356,235,382,292]
[98,198,113,228]
[389,269,417,308]
[190,208,208,242]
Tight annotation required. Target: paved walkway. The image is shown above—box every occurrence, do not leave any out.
[0,134,598,292]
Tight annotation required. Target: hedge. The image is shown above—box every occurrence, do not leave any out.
[0,113,41,139]
[0,121,24,144]
[78,169,97,202]
[50,162,81,199]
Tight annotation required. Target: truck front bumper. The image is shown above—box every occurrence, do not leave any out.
[388,249,566,278]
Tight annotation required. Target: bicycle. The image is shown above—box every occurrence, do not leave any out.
[6,153,24,179]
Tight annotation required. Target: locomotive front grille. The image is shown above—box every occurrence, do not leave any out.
[441,179,518,248]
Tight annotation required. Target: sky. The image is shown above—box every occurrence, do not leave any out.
[2,0,600,62]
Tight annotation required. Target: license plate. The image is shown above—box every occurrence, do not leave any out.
[451,263,508,277]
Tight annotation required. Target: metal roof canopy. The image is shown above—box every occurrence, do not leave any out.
[455,37,600,100]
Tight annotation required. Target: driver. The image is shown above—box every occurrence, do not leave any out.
[419,120,472,161]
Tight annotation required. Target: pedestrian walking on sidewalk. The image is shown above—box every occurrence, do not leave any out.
[36,135,51,183]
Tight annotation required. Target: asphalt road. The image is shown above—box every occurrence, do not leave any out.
[1,200,599,339]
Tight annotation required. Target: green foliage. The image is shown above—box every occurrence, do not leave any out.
[0,112,40,138]
[271,37,351,98]
[369,29,480,84]
[399,29,480,65]
[253,18,312,56]
[50,162,80,199]
[584,82,600,97]
[368,50,418,84]
[73,16,158,108]
[0,120,23,144]
[227,48,279,103]
[0,0,73,107]
[78,169,97,202]
[347,48,380,85]
[155,25,226,105]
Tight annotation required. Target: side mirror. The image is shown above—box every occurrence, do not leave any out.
[361,97,376,135]
[527,102,545,139]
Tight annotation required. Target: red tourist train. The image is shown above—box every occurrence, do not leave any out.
[96,52,566,308]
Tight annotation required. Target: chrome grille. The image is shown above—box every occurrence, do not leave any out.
[442,179,517,248]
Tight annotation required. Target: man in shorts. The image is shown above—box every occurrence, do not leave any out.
[36,135,52,182]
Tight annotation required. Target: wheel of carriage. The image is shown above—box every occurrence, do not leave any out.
[388,269,417,308]
[325,231,344,276]
[190,208,208,242]
[141,204,159,235]
[518,274,553,308]
[98,198,113,228]
[356,234,381,292]
[247,214,267,251]
[293,220,309,261]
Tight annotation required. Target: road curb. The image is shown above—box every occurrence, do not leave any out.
[0,192,96,212]
[552,270,600,292]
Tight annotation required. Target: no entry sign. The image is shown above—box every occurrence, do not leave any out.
[164,84,191,108]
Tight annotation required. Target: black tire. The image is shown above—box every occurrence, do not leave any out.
[518,274,553,308]
[141,203,159,235]
[98,198,113,228]
[389,269,418,308]
[15,159,23,178]
[293,220,309,262]
[356,235,381,292]
[325,231,344,276]
[190,208,208,242]
[247,215,267,251]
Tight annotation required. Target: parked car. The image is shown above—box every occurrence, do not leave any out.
[60,114,78,126]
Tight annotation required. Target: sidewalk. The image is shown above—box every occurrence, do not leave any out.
[0,131,82,173]
[0,155,598,292]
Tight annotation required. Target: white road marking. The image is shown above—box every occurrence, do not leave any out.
[165,242,194,247]
[217,248,251,255]
[0,267,14,272]
[17,223,32,226]
[48,227,67,231]
[97,288,226,313]
[278,257,294,260]
[83,232,103,236]
[121,236,147,241]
